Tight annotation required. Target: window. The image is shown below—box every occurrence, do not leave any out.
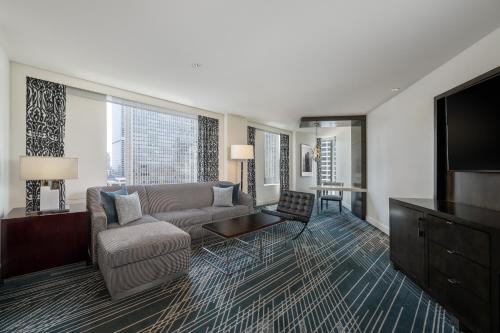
[320,138,337,183]
[264,132,280,185]
[106,98,198,185]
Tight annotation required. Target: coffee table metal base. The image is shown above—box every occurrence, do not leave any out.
[201,223,290,275]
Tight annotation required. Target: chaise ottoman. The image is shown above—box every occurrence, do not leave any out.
[97,221,190,300]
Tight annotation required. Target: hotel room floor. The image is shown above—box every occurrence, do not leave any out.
[0,207,457,332]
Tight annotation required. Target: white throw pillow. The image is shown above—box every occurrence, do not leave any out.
[115,192,143,225]
[213,186,234,207]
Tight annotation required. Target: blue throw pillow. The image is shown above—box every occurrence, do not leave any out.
[100,187,128,224]
[218,183,240,204]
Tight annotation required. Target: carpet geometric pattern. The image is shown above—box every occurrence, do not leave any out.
[0,208,459,333]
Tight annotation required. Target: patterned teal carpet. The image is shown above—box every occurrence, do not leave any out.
[0,207,459,332]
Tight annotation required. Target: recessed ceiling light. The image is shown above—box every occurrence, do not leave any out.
[192,63,202,69]
[391,88,400,92]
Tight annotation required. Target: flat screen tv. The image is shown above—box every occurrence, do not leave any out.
[446,73,500,171]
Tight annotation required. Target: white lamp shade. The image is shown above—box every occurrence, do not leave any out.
[20,156,79,180]
[230,145,254,160]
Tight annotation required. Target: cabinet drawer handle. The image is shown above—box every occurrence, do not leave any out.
[417,217,425,237]
[446,249,462,256]
[447,278,460,285]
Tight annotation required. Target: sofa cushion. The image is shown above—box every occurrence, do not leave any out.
[217,183,240,204]
[152,209,211,229]
[98,221,190,268]
[212,186,233,207]
[115,192,143,225]
[100,187,128,224]
[201,205,250,221]
[107,214,159,229]
[96,185,150,214]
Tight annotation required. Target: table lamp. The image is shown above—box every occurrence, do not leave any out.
[20,156,79,213]
[230,145,254,191]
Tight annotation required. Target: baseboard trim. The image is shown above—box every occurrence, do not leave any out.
[366,216,389,235]
[342,202,352,211]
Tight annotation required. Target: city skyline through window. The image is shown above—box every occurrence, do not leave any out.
[106,100,198,186]
[264,132,280,185]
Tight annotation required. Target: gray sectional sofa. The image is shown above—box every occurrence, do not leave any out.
[87,181,253,265]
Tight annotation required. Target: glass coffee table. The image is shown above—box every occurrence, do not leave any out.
[201,212,287,274]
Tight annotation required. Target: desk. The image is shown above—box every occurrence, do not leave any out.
[309,185,367,193]
[310,186,367,215]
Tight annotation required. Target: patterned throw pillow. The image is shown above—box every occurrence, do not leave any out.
[213,186,234,207]
[115,192,143,225]
[100,187,128,224]
[218,183,240,204]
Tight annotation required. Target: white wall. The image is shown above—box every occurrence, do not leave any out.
[0,43,9,217]
[224,113,248,189]
[367,26,500,233]
[9,62,226,209]
[65,90,107,203]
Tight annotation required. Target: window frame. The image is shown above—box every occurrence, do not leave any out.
[106,98,198,186]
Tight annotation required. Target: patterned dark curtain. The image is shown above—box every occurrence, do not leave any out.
[280,134,290,192]
[26,77,66,211]
[247,126,256,207]
[197,116,219,182]
[316,137,322,205]
[316,138,322,185]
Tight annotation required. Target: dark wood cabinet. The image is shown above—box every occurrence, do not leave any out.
[390,198,500,333]
[389,202,426,285]
[1,204,90,282]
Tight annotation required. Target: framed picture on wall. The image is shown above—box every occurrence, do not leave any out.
[300,144,313,177]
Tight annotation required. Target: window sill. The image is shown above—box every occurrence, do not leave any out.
[263,183,280,187]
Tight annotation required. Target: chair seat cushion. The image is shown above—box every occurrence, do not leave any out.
[107,214,159,229]
[201,205,250,221]
[321,195,342,201]
[152,209,211,229]
[98,222,190,268]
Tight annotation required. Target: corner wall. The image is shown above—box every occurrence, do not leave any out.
[0,44,9,217]
[367,26,500,233]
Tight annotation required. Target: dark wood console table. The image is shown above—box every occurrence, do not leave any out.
[390,198,500,333]
[1,203,90,283]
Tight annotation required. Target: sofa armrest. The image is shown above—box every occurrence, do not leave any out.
[87,187,108,265]
[239,192,254,211]
[90,209,107,265]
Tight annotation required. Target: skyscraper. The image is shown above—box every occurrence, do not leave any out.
[108,102,198,185]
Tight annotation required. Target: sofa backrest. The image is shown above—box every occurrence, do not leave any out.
[146,182,217,213]
[87,182,221,215]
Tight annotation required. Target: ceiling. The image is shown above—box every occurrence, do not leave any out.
[1,1,499,130]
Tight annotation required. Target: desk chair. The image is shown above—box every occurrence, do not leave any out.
[320,181,344,213]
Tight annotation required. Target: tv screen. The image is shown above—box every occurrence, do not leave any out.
[446,74,500,171]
